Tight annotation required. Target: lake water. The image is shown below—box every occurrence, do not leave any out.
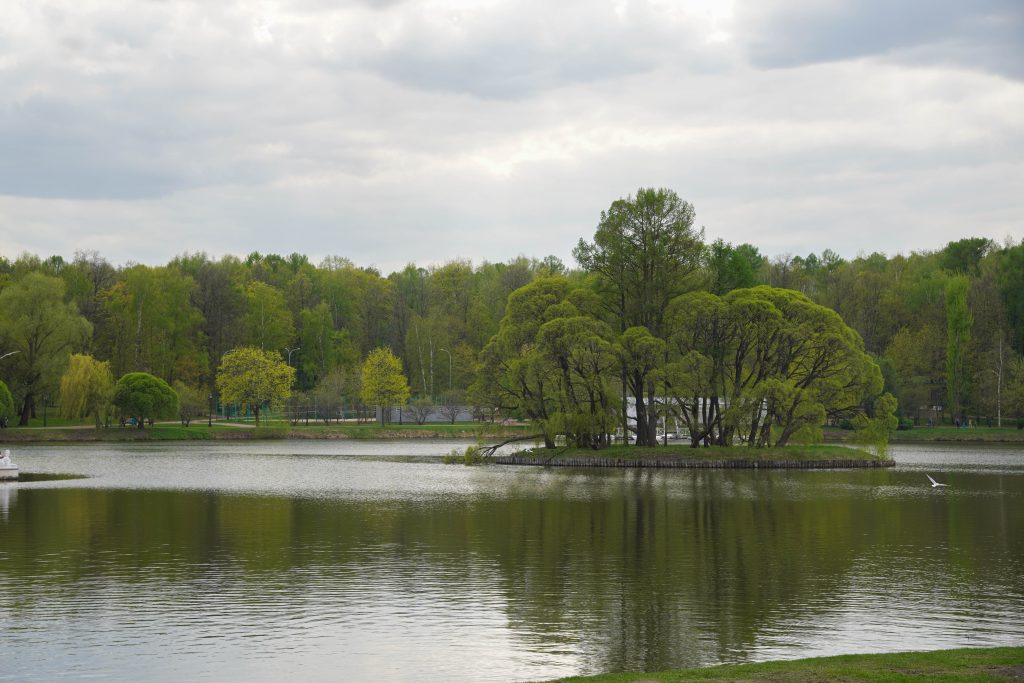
[1,441,1022,681]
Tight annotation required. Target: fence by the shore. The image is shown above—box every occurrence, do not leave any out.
[492,455,895,469]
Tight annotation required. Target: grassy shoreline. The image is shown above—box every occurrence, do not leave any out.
[826,426,1024,443]
[543,646,1024,682]
[0,421,529,443]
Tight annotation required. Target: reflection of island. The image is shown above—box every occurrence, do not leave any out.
[0,485,15,519]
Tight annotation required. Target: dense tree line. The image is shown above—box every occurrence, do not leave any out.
[1,191,1022,437]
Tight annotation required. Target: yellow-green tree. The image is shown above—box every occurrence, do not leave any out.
[59,354,115,428]
[217,346,295,424]
[360,347,409,424]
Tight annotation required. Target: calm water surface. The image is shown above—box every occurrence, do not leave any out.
[1,440,1022,681]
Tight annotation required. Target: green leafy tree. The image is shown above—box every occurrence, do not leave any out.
[853,392,899,458]
[706,239,757,295]
[0,273,92,425]
[662,286,884,448]
[298,302,356,386]
[729,287,883,447]
[216,347,296,424]
[476,277,617,448]
[945,276,973,419]
[0,380,14,427]
[997,243,1024,354]
[360,347,410,424]
[243,281,296,353]
[112,372,179,428]
[574,187,705,445]
[172,380,207,427]
[940,237,992,275]
[475,277,569,447]
[59,354,115,428]
[98,265,205,384]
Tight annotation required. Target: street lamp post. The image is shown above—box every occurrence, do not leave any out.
[285,346,301,366]
[0,351,20,361]
[208,394,213,428]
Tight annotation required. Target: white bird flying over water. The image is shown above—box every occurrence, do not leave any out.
[926,474,949,488]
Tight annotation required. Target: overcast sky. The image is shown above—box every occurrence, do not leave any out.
[1,0,1022,273]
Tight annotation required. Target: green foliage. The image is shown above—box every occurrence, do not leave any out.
[706,238,758,295]
[216,347,296,424]
[997,243,1024,354]
[112,372,179,428]
[59,354,115,428]
[171,380,208,427]
[574,188,705,444]
[1,194,1019,435]
[442,445,485,465]
[359,347,410,423]
[853,392,899,458]
[940,237,991,275]
[0,380,14,424]
[945,276,972,417]
[99,265,206,384]
[0,272,92,425]
[243,281,295,353]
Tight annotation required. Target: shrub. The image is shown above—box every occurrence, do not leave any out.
[442,445,486,465]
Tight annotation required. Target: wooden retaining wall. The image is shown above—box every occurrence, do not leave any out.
[492,456,895,469]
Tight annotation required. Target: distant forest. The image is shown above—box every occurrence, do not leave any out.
[1,222,1022,429]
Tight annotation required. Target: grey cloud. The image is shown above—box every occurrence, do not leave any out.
[738,0,1024,78]
[0,98,184,199]
[356,2,727,99]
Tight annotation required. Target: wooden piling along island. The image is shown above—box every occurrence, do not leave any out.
[492,444,895,469]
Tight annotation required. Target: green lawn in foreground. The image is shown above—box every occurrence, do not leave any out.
[542,647,1024,682]
[517,444,878,461]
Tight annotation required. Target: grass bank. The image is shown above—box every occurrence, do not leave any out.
[542,646,1024,682]
[826,425,1024,443]
[514,443,878,462]
[0,421,529,443]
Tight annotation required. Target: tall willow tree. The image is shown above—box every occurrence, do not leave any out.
[59,354,114,428]
[665,287,885,448]
[574,188,705,446]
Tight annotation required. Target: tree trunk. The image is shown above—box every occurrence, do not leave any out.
[18,394,34,427]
